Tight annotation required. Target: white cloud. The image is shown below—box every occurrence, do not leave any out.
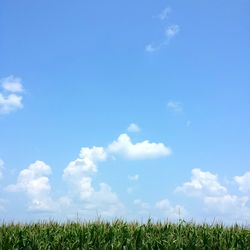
[156,199,186,219]
[145,24,180,53]
[108,133,171,160]
[146,7,179,53]
[145,44,160,53]
[134,199,150,210]
[204,195,249,214]
[203,194,250,223]
[177,168,250,223]
[127,123,140,133]
[6,161,56,212]
[63,146,106,178]
[83,183,125,217]
[1,76,24,93]
[0,93,23,114]
[0,76,24,114]
[234,172,250,193]
[63,146,125,217]
[157,7,171,20]
[167,101,183,112]
[165,25,180,39]
[176,168,227,197]
[63,146,107,199]
[128,174,139,181]
[0,159,4,179]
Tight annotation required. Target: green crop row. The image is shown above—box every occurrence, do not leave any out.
[0,220,249,249]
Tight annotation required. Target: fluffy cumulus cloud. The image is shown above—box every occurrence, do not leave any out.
[177,168,250,223]
[127,123,140,133]
[176,168,227,197]
[62,131,171,217]
[156,199,186,220]
[108,133,171,160]
[63,146,125,217]
[234,172,250,193]
[63,147,106,178]
[6,161,56,212]
[0,76,24,114]
[63,146,106,199]
[2,132,173,219]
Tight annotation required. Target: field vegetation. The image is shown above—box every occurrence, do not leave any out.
[0,219,250,249]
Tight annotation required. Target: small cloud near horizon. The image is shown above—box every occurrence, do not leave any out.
[127,123,141,133]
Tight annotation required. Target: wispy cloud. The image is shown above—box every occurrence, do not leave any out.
[145,24,180,53]
[146,6,180,53]
[128,174,139,181]
[145,44,161,53]
[127,123,140,133]
[156,7,171,20]
[0,76,24,115]
[167,100,183,113]
[165,25,180,39]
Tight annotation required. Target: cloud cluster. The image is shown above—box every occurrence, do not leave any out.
[177,169,250,222]
[2,130,170,217]
[3,123,248,223]
[146,7,180,53]
[0,76,24,114]
[61,133,170,217]
[5,131,170,217]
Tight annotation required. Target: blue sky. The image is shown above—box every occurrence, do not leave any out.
[0,0,250,224]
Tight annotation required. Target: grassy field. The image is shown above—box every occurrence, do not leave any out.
[0,220,250,249]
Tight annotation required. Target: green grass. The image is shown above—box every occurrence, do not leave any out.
[0,220,250,249]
